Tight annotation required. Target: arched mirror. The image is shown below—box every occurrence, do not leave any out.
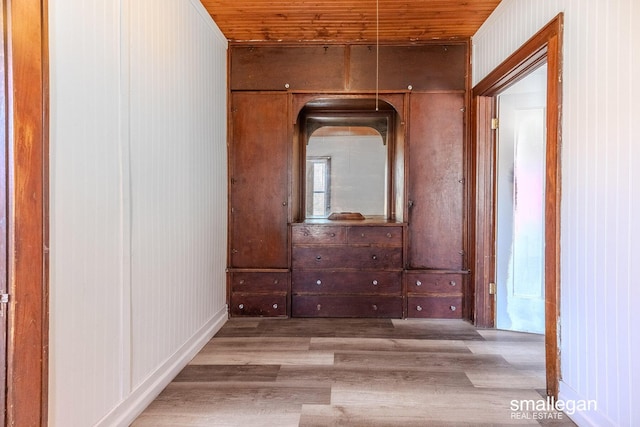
[298,98,398,221]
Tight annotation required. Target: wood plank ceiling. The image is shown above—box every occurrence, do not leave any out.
[200,0,502,43]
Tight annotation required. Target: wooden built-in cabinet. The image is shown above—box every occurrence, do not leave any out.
[227,42,471,319]
[227,92,291,317]
[291,222,404,318]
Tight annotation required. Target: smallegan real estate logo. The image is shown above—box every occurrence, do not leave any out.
[510,396,597,421]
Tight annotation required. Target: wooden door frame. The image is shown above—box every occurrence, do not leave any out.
[4,0,49,425]
[471,14,563,397]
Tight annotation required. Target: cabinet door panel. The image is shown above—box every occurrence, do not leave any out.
[230,93,289,268]
[408,93,465,269]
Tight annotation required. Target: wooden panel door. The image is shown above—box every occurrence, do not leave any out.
[407,93,465,269]
[229,92,289,268]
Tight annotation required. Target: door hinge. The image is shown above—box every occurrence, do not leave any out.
[0,293,9,317]
[489,282,497,295]
[491,118,499,130]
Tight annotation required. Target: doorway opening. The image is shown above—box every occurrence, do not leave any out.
[495,64,547,334]
[472,14,563,397]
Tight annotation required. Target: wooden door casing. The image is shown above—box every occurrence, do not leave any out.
[407,92,465,270]
[229,92,290,269]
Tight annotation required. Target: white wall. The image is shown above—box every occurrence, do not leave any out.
[473,1,640,426]
[48,1,228,425]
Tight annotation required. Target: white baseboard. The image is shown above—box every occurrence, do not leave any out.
[95,306,228,427]
[559,381,616,427]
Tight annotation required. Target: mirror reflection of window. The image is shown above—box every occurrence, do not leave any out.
[305,126,387,218]
[306,157,331,217]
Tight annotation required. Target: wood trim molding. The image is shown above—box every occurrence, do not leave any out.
[471,13,563,397]
[5,0,49,425]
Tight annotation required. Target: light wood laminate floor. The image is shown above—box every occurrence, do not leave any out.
[133,318,576,426]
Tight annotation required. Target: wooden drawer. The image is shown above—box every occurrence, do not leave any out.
[407,296,462,318]
[229,271,289,292]
[291,225,346,244]
[292,271,402,294]
[292,246,402,269]
[292,295,403,318]
[230,293,287,317]
[347,226,403,247]
[405,273,464,295]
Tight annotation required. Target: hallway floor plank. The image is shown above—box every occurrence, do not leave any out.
[133,318,575,426]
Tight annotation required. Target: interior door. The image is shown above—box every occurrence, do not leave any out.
[495,64,547,333]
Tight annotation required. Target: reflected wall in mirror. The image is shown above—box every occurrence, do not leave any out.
[305,126,387,218]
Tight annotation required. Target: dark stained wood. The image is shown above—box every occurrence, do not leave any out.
[230,45,347,91]
[293,271,402,294]
[405,272,464,295]
[291,223,404,317]
[229,92,290,268]
[407,92,465,270]
[201,0,502,43]
[407,296,463,318]
[292,246,402,270]
[471,14,563,398]
[470,95,496,328]
[290,225,347,245]
[5,0,49,425]
[292,295,403,318]
[229,271,289,293]
[230,293,288,317]
[349,44,467,91]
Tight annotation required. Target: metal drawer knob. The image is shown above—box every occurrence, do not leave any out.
[239,279,244,284]
[316,279,322,285]
[330,233,336,237]
[450,281,456,286]
[273,304,278,309]
[416,280,422,286]
[416,305,423,311]
[316,255,322,261]
[450,305,457,311]
[372,304,378,311]
[273,279,279,284]
[371,255,377,260]
[316,304,322,311]
[386,233,392,238]
[238,304,244,310]
[372,280,378,286]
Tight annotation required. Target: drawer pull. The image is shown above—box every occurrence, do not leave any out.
[316,304,322,311]
[371,255,378,260]
[304,232,309,236]
[316,255,322,261]
[272,303,279,309]
[239,279,244,284]
[386,233,392,238]
[372,304,378,311]
[330,233,336,237]
[416,305,423,312]
[416,280,422,287]
[450,305,457,311]
[316,279,322,285]
[450,281,456,287]
[361,233,366,237]
[372,280,378,286]
[273,279,279,284]
[238,304,244,310]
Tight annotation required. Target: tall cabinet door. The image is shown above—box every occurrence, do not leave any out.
[229,92,289,268]
[407,93,465,270]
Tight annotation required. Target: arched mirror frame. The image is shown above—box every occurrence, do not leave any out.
[292,96,404,223]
